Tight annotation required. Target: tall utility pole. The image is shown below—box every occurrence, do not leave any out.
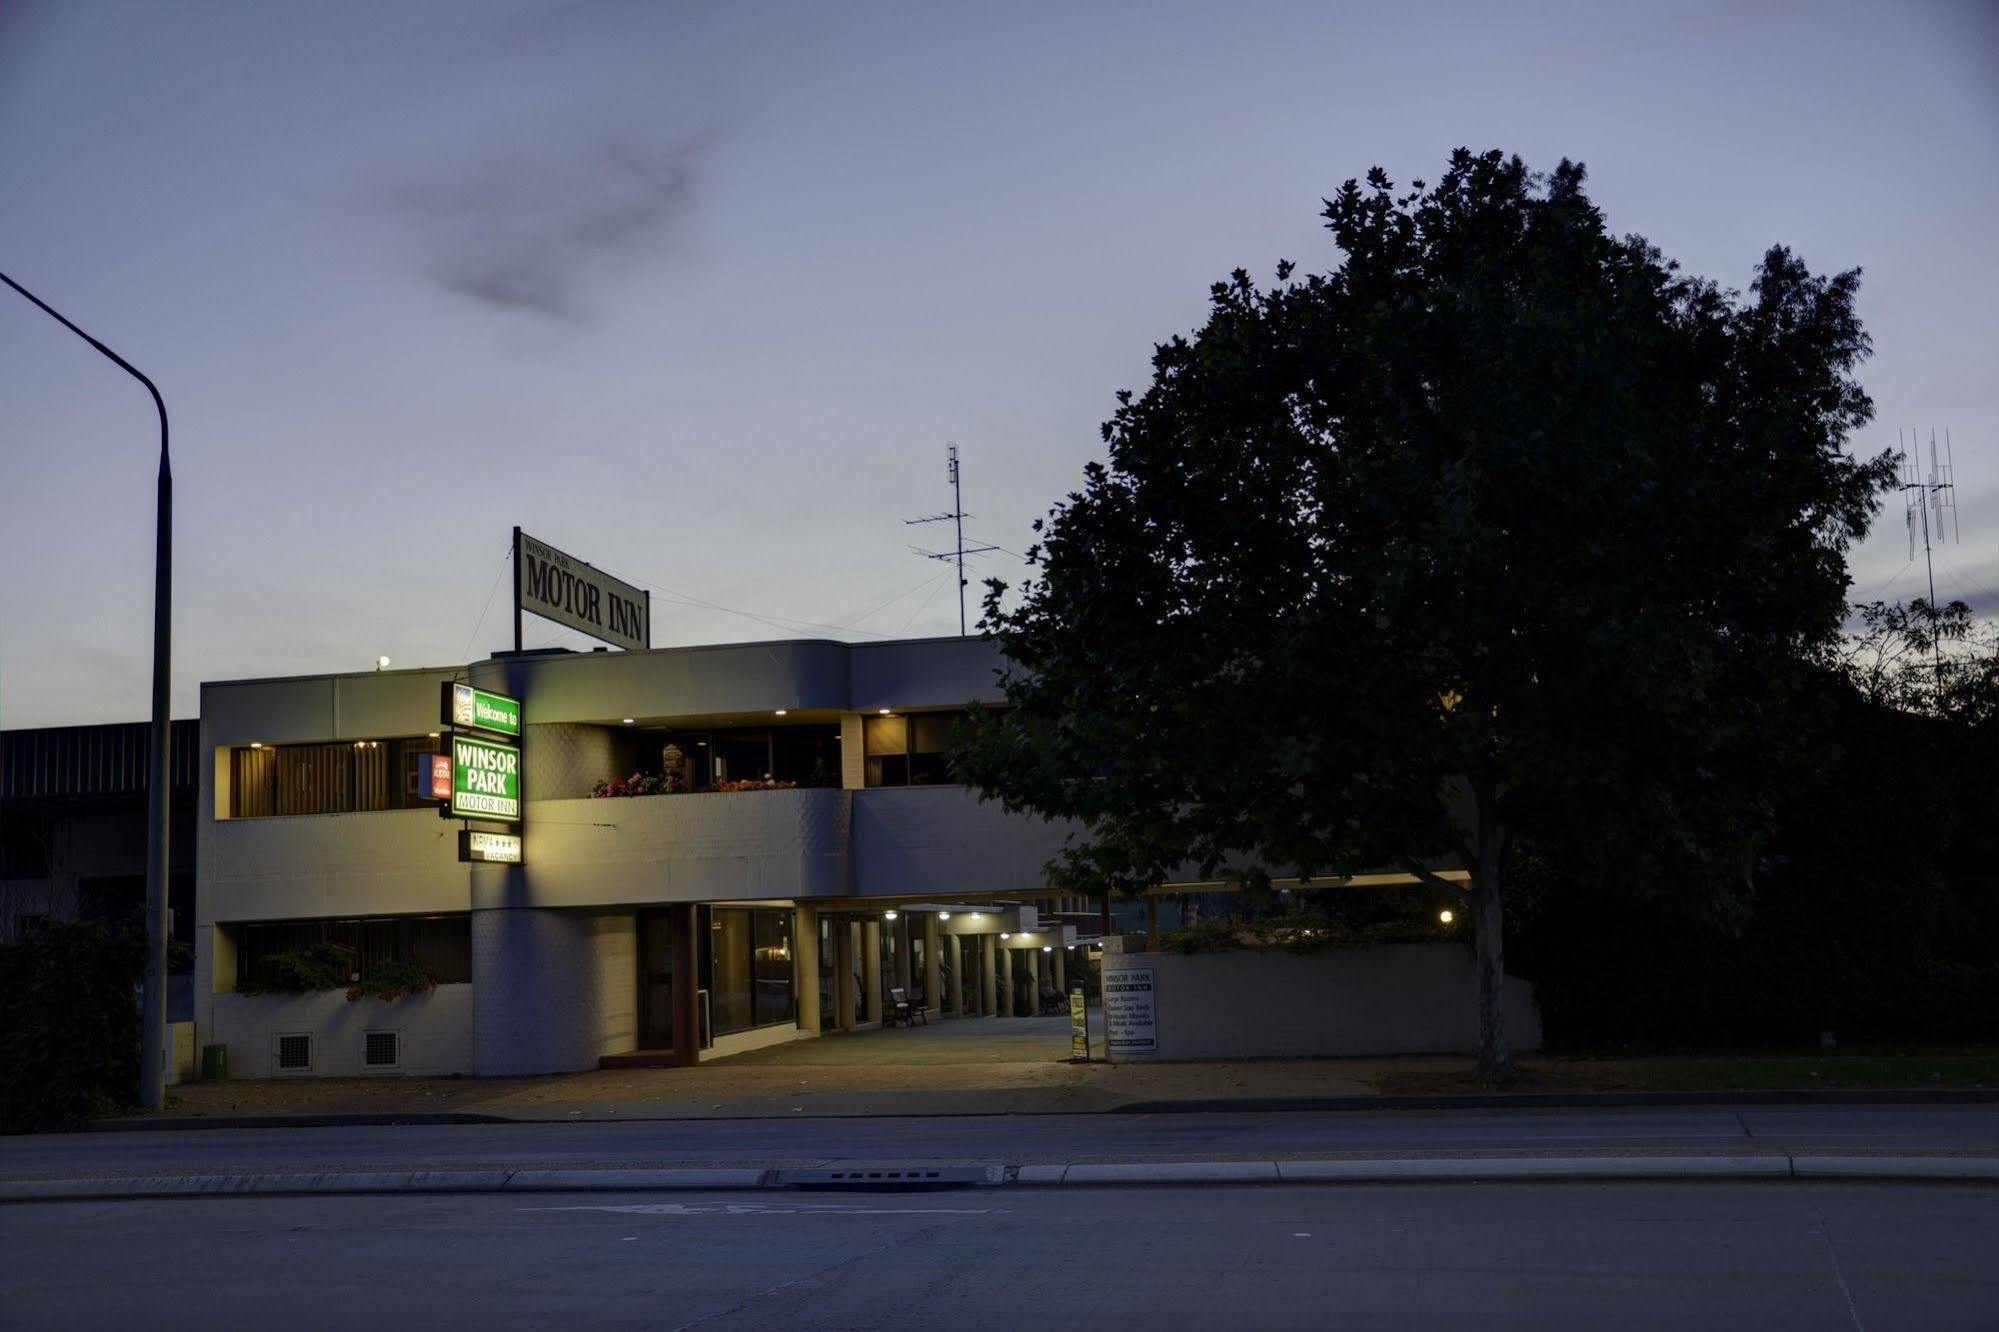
[1899,428,1960,683]
[906,443,995,636]
[2,271,173,1109]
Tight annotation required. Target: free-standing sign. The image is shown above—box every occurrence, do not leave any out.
[1069,987,1090,1061]
[1102,965,1156,1056]
[450,734,521,821]
[459,830,522,863]
[514,528,650,652]
[444,682,520,738]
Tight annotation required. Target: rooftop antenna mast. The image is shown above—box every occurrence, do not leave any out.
[906,443,995,636]
[1899,427,1961,681]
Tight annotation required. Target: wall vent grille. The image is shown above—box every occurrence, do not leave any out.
[274,1033,312,1074]
[364,1030,400,1069]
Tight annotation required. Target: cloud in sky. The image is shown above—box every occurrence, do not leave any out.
[389,136,707,320]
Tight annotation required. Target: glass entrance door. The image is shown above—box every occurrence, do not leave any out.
[638,910,676,1048]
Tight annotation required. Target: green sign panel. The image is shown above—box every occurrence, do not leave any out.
[451,734,521,821]
[443,682,520,738]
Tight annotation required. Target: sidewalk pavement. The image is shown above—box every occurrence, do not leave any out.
[99,1015,1997,1130]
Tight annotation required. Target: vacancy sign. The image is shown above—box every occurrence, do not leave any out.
[515,529,650,652]
[459,830,523,863]
[451,734,521,821]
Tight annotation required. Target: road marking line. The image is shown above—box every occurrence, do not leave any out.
[524,1202,997,1216]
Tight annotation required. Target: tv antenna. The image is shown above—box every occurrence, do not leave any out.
[906,443,995,636]
[1899,428,1960,679]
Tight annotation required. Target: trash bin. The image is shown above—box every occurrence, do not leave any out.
[200,1043,229,1082]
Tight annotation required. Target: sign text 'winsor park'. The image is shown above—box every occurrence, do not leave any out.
[515,529,650,653]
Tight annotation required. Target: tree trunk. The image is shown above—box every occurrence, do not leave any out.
[1471,779,1510,1079]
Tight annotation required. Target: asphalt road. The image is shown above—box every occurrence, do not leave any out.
[4,1181,1995,1330]
[6,1104,1996,1178]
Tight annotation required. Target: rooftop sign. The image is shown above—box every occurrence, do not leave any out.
[514,528,650,652]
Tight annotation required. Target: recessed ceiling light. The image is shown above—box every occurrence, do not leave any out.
[939,912,951,921]
[622,718,635,725]
[883,910,898,921]
[775,709,788,717]
[427,732,439,739]
[249,742,263,750]
[878,708,891,716]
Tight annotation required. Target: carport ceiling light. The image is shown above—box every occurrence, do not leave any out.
[883,910,898,920]
[1000,932,1010,940]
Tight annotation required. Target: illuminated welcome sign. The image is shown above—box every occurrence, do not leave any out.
[450,734,521,821]
[444,682,520,738]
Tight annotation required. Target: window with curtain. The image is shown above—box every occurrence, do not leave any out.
[864,711,977,787]
[227,738,434,818]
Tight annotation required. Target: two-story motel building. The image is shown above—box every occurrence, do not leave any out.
[195,635,1096,1079]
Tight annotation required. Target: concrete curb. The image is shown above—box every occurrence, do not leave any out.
[5,1155,1993,1204]
[81,1086,1999,1133]
[1111,1088,1999,1114]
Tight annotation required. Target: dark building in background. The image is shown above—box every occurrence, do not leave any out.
[1,719,198,1020]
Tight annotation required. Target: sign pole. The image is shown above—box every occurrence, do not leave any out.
[511,526,522,655]
[1,271,174,1110]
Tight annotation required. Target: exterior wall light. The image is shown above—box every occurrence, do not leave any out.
[1065,944,1075,951]
[376,656,391,671]
[883,910,899,921]
[1439,909,1455,924]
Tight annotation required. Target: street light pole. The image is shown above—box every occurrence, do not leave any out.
[2,270,173,1110]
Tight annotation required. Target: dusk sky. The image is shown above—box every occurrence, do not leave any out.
[2,0,1994,729]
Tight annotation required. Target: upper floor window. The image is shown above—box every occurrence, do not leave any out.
[864,711,970,787]
[227,738,434,818]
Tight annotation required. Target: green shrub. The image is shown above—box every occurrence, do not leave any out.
[237,942,353,995]
[0,920,145,1133]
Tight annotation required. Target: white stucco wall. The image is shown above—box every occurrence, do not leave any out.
[851,787,1075,897]
[471,908,636,1074]
[500,790,852,908]
[1101,942,1542,1060]
[208,984,474,1078]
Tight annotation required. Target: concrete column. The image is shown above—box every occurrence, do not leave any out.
[978,933,997,1017]
[895,918,914,993]
[922,915,942,1015]
[793,905,820,1035]
[833,918,856,1031]
[861,920,882,1023]
[1053,945,1067,994]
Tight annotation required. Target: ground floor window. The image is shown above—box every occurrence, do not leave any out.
[233,914,472,988]
[704,906,794,1036]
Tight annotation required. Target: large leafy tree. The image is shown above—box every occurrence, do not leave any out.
[961,150,1894,1075]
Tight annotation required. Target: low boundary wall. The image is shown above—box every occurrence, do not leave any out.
[1100,942,1541,1061]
